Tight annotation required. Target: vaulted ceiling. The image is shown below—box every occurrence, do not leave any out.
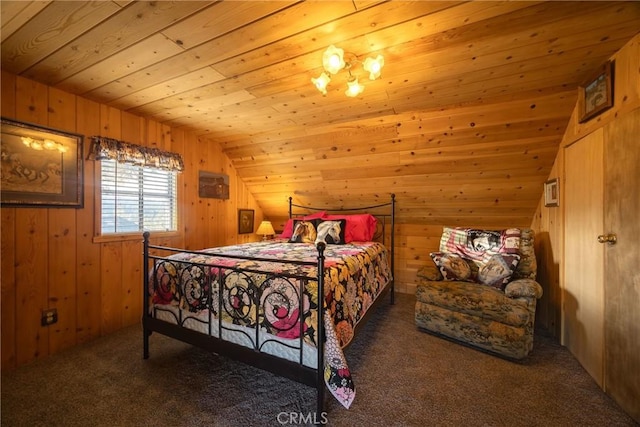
[2,1,639,226]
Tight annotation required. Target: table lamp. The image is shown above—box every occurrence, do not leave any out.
[256,220,275,240]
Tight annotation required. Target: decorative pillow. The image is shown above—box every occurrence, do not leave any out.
[315,219,346,245]
[280,212,326,239]
[439,227,521,265]
[429,252,474,281]
[323,214,377,242]
[476,253,521,289]
[288,220,318,243]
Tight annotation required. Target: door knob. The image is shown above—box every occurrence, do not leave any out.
[597,234,617,244]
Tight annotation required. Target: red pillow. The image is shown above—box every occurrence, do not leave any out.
[323,214,377,242]
[280,211,326,238]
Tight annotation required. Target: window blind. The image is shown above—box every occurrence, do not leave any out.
[101,159,178,234]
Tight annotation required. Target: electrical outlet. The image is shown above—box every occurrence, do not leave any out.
[41,308,58,326]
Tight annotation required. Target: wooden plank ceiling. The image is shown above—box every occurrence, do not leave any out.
[2,1,639,226]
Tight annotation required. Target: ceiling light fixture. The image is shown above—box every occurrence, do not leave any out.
[311,45,384,97]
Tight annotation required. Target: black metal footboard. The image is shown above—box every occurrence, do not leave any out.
[143,233,327,414]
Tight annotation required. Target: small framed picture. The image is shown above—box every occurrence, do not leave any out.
[198,171,229,199]
[544,178,559,207]
[578,61,613,123]
[238,209,255,234]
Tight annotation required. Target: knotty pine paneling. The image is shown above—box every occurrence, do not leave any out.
[530,156,563,338]
[24,2,209,85]
[0,71,17,368]
[0,71,263,370]
[530,34,640,339]
[0,1,51,43]
[3,2,639,237]
[75,96,102,344]
[603,108,640,423]
[1,208,17,368]
[47,86,79,355]
[100,242,122,335]
[182,131,203,250]
[48,208,78,355]
[121,240,142,327]
[12,76,51,366]
[15,209,49,365]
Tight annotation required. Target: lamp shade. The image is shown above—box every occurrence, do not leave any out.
[311,72,331,94]
[345,76,364,97]
[322,45,345,74]
[256,221,275,239]
[363,55,384,80]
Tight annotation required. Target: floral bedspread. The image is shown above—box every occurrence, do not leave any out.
[149,239,393,409]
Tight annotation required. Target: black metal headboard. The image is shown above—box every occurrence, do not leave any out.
[288,194,396,293]
[288,194,395,242]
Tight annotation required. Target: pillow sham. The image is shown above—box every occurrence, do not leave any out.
[439,227,521,264]
[476,253,521,289]
[429,252,474,281]
[288,220,318,243]
[280,212,326,239]
[315,219,347,245]
[323,214,377,242]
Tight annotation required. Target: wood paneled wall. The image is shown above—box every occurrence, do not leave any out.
[0,71,263,370]
[398,34,639,320]
[531,34,640,337]
[0,67,542,371]
[3,33,635,371]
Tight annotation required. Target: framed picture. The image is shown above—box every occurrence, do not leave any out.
[1,117,84,208]
[238,209,255,234]
[198,171,229,199]
[544,178,559,207]
[578,61,613,123]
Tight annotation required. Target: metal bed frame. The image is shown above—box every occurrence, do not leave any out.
[142,194,395,414]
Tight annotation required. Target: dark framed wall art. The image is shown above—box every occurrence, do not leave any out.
[198,170,229,199]
[1,117,84,208]
[238,209,255,234]
[544,178,559,207]
[578,61,613,123]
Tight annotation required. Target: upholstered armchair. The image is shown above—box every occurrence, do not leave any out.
[414,228,543,360]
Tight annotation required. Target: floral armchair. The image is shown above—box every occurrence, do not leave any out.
[414,227,543,360]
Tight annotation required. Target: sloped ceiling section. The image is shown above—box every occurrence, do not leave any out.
[2,1,639,226]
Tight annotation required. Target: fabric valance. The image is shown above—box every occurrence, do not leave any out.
[88,136,184,172]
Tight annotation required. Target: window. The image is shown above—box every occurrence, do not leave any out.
[89,136,183,236]
[100,159,178,234]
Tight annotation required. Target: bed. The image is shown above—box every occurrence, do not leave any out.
[142,195,396,413]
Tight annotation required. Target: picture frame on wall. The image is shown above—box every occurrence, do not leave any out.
[1,117,84,208]
[238,209,255,234]
[578,60,613,123]
[544,178,559,207]
[198,170,229,199]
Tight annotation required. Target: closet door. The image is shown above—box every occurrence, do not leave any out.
[563,129,605,387]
